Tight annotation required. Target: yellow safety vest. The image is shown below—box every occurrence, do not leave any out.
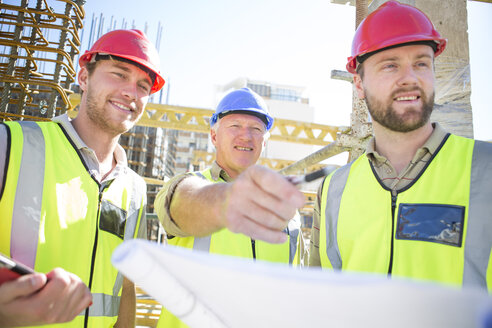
[318,134,492,292]
[157,167,301,328]
[0,121,147,327]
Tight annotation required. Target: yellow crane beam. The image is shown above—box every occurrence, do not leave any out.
[192,150,330,173]
[68,94,347,146]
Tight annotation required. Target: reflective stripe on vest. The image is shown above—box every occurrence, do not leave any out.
[112,198,145,296]
[463,140,492,289]
[193,235,212,251]
[323,163,352,270]
[192,172,213,252]
[288,224,299,264]
[83,293,121,317]
[321,134,492,290]
[11,121,44,269]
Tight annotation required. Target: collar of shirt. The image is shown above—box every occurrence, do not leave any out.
[366,122,448,167]
[210,161,233,182]
[52,113,129,183]
[365,122,449,190]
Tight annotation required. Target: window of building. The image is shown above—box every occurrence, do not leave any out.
[247,83,271,98]
[271,87,300,102]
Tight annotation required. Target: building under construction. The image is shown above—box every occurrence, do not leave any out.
[0,0,488,326]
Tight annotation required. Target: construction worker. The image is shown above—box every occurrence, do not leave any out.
[154,87,305,327]
[0,29,164,326]
[309,1,492,292]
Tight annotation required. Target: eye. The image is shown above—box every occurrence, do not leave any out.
[382,63,397,70]
[416,61,431,68]
[139,83,151,93]
[112,72,123,78]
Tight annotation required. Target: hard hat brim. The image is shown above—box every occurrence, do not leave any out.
[79,50,165,94]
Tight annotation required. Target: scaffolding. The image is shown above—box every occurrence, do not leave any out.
[0,0,85,120]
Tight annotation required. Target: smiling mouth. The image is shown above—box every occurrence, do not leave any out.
[111,101,133,112]
[235,146,253,151]
[395,96,419,101]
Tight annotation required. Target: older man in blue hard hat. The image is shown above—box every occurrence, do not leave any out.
[154,87,305,328]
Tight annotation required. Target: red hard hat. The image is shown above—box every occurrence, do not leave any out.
[346,1,447,74]
[79,29,165,94]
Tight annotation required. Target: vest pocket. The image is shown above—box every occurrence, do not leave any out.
[99,199,127,239]
[396,203,465,247]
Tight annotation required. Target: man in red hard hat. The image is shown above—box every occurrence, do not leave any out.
[310,1,492,292]
[0,29,164,326]
[154,87,305,327]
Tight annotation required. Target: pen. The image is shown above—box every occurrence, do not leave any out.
[0,253,34,275]
[288,166,336,185]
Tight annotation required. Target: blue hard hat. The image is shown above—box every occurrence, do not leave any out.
[210,88,274,131]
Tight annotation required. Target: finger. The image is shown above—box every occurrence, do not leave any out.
[0,273,46,302]
[230,214,288,244]
[247,166,305,208]
[226,179,290,231]
[235,169,304,225]
[36,269,90,323]
[63,275,92,321]
[245,185,300,226]
[227,197,289,233]
[31,269,72,322]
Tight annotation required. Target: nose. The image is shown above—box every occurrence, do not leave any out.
[121,81,138,101]
[397,64,419,87]
[238,126,253,140]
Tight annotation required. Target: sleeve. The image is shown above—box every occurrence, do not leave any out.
[308,178,324,267]
[153,172,194,238]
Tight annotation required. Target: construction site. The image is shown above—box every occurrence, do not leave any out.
[0,0,490,326]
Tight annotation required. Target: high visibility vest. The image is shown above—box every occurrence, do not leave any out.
[157,167,301,328]
[318,133,492,292]
[0,121,147,327]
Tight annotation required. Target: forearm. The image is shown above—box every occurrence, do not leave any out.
[156,165,305,244]
[114,277,136,328]
[170,176,228,236]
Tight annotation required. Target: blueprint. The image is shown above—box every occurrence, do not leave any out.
[112,239,492,328]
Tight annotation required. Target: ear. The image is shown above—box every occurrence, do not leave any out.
[78,67,89,92]
[210,128,217,147]
[353,74,365,99]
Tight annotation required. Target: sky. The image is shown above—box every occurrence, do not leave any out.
[71,1,491,141]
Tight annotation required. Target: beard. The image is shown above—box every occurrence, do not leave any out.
[85,85,136,136]
[365,87,434,133]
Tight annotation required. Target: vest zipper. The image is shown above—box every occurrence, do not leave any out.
[388,192,397,275]
[251,239,256,260]
[84,188,104,328]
